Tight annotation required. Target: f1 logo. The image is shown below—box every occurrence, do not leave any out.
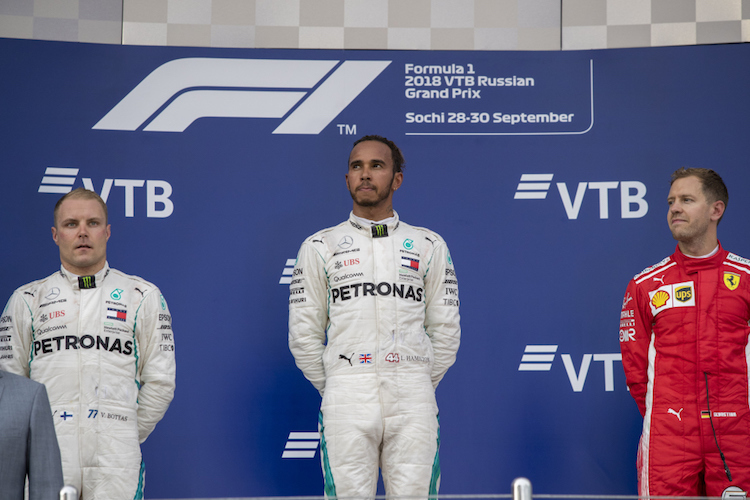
[93,58,391,134]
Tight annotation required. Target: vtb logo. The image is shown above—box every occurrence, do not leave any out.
[39,167,173,218]
[519,344,623,392]
[93,58,391,134]
[514,173,648,219]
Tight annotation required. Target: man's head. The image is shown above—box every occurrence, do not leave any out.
[670,167,728,223]
[51,188,111,276]
[346,135,404,219]
[54,188,109,227]
[352,135,405,173]
[667,168,727,253]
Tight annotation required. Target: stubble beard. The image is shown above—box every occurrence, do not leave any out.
[350,186,391,207]
[669,218,709,246]
[349,174,395,208]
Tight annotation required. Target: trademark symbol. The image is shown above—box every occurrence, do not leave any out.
[337,124,357,135]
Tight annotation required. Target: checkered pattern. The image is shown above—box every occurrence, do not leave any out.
[563,0,750,49]
[0,0,123,44]
[118,0,561,50]
[0,0,748,49]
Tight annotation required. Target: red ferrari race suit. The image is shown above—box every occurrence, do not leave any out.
[620,243,750,497]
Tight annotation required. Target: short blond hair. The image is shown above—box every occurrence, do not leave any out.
[54,188,108,227]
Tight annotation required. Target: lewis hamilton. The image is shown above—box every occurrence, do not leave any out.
[288,135,461,499]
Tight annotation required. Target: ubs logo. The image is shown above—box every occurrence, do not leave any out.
[334,258,359,270]
[675,286,693,303]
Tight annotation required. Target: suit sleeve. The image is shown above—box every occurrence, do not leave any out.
[423,239,461,389]
[0,292,33,377]
[619,279,653,417]
[135,289,176,443]
[288,240,329,396]
[28,383,64,500]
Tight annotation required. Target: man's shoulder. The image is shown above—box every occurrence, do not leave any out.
[301,219,352,245]
[13,271,62,297]
[106,268,161,296]
[631,255,674,283]
[725,252,750,270]
[397,220,446,244]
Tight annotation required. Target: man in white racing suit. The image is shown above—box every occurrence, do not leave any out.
[289,135,461,499]
[0,188,176,500]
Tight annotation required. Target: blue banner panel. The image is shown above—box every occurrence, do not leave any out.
[1,38,750,498]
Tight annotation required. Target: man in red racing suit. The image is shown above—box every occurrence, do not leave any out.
[620,168,750,497]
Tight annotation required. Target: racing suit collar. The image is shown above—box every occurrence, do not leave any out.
[673,242,727,273]
[59,261,111,290]
[348,211,400,238]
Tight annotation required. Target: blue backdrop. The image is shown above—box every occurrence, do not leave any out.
[1,38,750,498]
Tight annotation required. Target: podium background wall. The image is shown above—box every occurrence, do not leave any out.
[1,38,750,498]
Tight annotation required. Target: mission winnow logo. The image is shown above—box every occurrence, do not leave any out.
[93,58,391,134]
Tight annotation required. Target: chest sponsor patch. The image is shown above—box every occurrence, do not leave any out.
[371,225,388,238]
[401,257,419,271]
[648,281,695,316]
[106,308,127,322]
[398,268,421,284]
[724,272,740,291]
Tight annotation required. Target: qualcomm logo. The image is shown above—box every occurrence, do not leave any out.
[38,167,174,218]
[519,344,623,392]
[514,173,648,219]
[92,58,391,134]
[282,431,320,459]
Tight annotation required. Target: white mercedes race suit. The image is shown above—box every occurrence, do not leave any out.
[0,263,176,500]
[289,212,461,499]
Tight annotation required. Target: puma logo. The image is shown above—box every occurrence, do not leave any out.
[653,275,665,285]
[339,353,354,366]
[668,408,683,421]
[622,293,633,309]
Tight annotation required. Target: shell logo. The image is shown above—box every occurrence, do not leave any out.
[651,290,670,308]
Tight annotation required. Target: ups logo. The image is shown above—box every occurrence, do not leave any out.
[675,286,693,302]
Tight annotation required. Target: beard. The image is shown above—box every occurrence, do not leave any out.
[350,185,392,207]
[349,173,395,208]
[669,218,710,244]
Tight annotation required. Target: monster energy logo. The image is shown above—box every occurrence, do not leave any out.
[371,225,388,238]
[78,276,96,289]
